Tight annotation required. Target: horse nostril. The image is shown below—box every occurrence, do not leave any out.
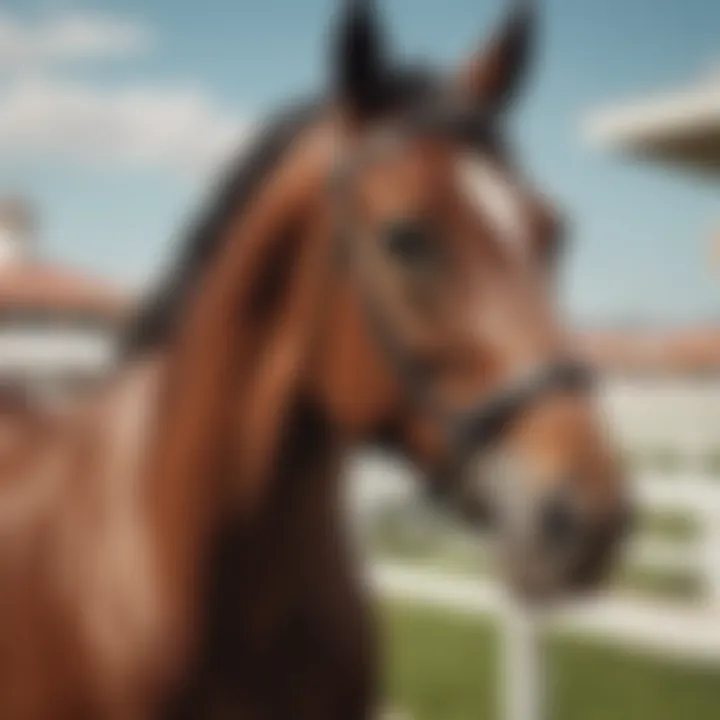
[540,489,581,550]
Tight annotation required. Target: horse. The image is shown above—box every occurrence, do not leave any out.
[0,1,629,717]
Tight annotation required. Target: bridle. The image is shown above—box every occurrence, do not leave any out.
[331,105,594,511]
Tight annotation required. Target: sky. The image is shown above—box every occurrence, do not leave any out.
[0,0,718,326]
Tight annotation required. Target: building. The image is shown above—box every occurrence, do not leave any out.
[582,69,720,468]
[0,198,130,403]
[574,327,720,469]
[584,66,720,175]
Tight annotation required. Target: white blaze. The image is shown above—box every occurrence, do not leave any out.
[456,155,529,254]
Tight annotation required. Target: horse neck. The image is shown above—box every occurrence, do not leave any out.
[144,194,337,643]
[147,340,348,671]
[206,399,346,607]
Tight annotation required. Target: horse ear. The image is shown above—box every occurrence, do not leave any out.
[454,0,537,112]
[333,0,389,117]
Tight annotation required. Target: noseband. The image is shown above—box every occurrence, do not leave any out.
[332,108,594,509]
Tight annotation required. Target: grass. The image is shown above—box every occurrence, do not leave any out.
[370,529,489,575]
[639,510,698,542]
[612,564,702,600]
[705,450,720,477]
[626,449,720,479]
[381,601,499,720]
[381,601,720,720]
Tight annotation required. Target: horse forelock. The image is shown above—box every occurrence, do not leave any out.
[455,153,532,259]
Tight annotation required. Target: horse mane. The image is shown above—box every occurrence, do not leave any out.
[122,98,323,357]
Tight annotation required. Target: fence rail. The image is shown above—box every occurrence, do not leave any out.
[367,471,720,720]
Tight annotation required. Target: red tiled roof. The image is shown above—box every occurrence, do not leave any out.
[576,326,720,375]
[0,263,129,320]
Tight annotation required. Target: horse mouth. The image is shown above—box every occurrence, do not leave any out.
[496,518,623,603]
[457,448,628,602]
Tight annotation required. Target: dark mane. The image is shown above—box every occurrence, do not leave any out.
[122,98,323,356]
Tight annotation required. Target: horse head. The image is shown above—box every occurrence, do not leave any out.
[310,0,630,598]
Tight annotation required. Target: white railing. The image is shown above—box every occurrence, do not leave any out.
[367,471,720,720]
[634,473,720,605]
[350,372,720,720]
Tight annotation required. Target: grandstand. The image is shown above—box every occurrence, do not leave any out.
[585,66,720,176]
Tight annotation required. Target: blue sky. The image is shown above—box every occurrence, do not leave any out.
[0,0,718,326]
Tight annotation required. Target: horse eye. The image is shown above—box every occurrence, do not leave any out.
[384,221,435,265]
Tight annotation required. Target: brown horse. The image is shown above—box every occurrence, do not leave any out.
[0,1,628,717]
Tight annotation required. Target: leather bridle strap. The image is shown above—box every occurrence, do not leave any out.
[331,117,595,505]
[426,359,594,509]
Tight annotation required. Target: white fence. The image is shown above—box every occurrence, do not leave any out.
[350,377,720,720]
[369,471,720,720]
[601,377,720,469]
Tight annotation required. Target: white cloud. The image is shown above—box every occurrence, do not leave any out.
[0,11,153,71]
[0,11,253,175]
[0,77,250,173]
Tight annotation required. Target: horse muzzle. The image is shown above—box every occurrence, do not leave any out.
[477,455,633,601]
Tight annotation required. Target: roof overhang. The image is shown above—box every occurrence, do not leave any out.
[584,83,720,175]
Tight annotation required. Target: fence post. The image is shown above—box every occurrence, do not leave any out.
[503,599,544,720]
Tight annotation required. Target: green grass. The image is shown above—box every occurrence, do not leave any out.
[371,532,488,575]
[613,567,701,600]
[704,450,720,477]
[381,601,499,720]
[549,633,720,720]
[639,511,698,542]
[381,601,720,720]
